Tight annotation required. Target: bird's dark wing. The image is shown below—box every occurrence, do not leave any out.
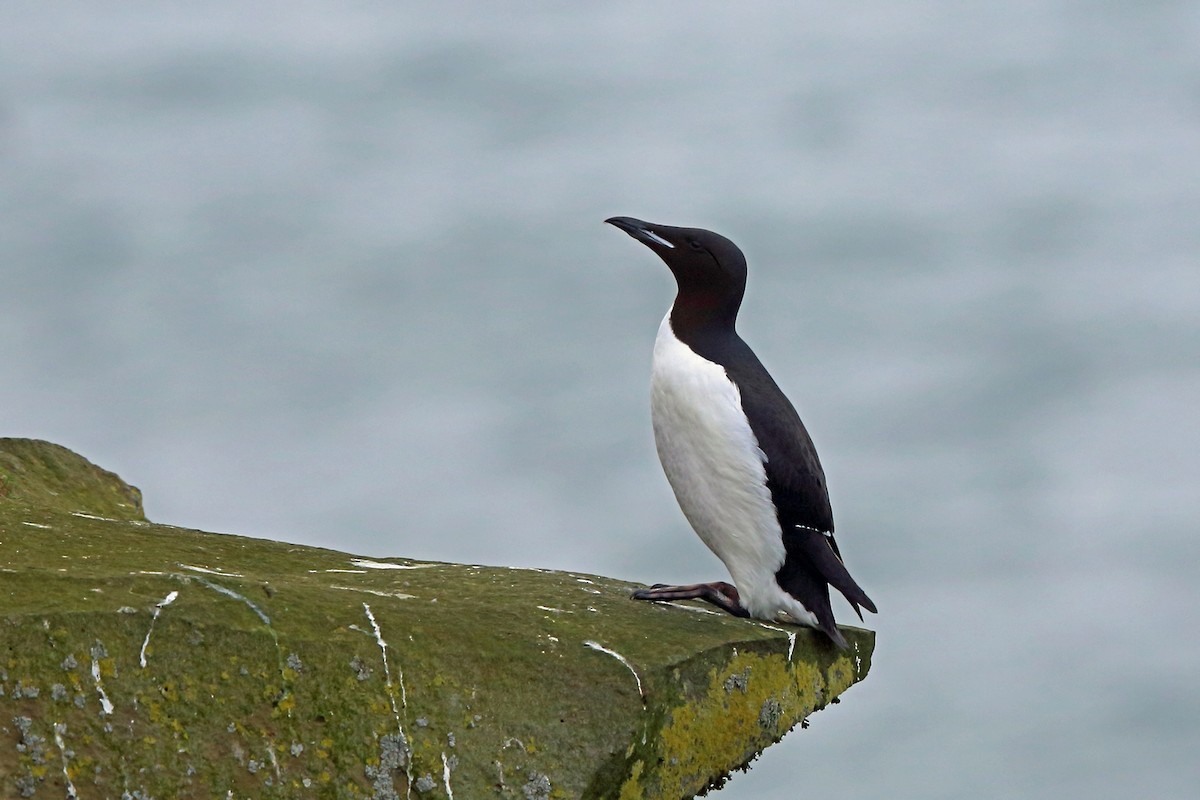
[720,340,877,628]
[718,340,834,531]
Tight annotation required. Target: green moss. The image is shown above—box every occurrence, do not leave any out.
[0,438,874,798]
[0,438,143,520]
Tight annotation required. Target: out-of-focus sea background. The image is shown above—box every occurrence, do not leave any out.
[3,2,1198,796]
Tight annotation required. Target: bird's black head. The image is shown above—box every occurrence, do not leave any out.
[605,216,748,330]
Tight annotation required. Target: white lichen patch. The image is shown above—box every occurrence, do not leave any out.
[584,641,645,700]
[53,722,79,800]
[756,623,797,661]
[330,585,416,600]
[139,590,180,668]
[70,511,119,522]
[178,563,245,578]
[350,558,438,570]
[90,657,114,715]
[665,602,723,616]
[190,577,270,625]
[266,743,281,780]
[362,602,414,796]
[442,751,455,799]
[363,603,404,708]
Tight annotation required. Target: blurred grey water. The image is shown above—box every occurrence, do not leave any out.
[3,2,1199,797]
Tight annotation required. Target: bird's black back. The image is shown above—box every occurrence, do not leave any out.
[669,320,834,535]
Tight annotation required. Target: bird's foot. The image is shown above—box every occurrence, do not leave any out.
[630,581,750,618]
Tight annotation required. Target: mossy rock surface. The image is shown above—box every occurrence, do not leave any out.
[0,438,873,799]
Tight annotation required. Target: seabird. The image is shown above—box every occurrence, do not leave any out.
[606,216,876,648]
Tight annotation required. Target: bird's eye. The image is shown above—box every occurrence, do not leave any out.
[687,239,704,251]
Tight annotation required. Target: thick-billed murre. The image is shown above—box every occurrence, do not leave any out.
[606,216,876,648]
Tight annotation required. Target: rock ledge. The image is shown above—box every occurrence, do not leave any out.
[0,438,873,799]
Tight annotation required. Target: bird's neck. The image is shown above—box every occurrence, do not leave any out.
[668,295,740,352]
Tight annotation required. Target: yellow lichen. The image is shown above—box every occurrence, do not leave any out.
[618,759,645,800]
[275,692,297,715]
[620,650,861,799]
[147,699,166,724]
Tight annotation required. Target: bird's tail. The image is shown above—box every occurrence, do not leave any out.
[814,530,877,618]
[777,528,877,649]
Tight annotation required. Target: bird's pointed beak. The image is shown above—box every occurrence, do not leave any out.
[605,216,675,249]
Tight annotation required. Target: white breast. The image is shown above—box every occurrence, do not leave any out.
[650,314,801,620]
